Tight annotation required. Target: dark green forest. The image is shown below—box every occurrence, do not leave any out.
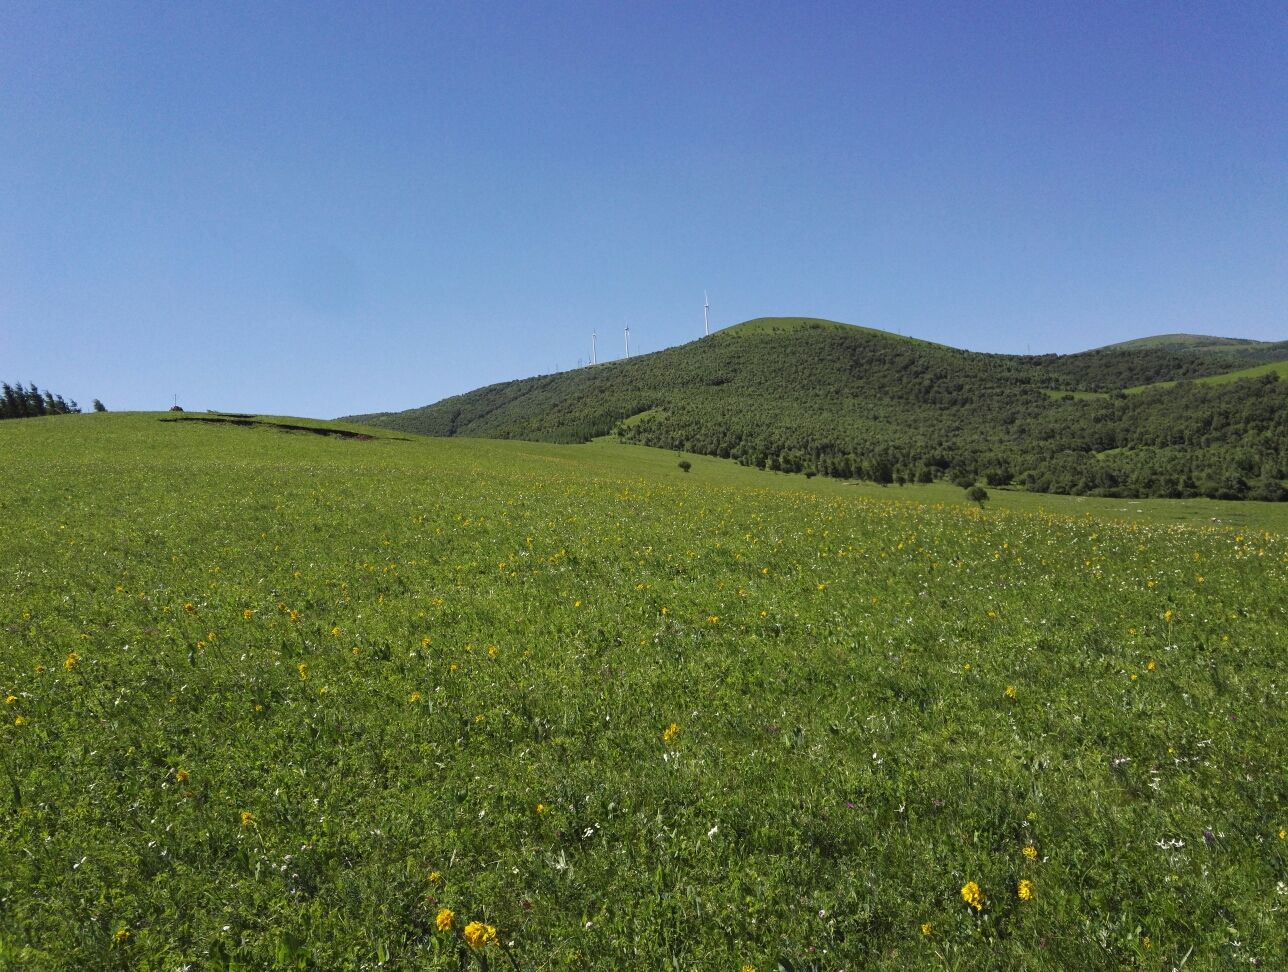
[0,382,90,420]
[347,319,1288,501]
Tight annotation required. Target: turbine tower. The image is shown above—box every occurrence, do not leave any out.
[704,290,710,336]
[624,323,631,358]
[592,331,597,365]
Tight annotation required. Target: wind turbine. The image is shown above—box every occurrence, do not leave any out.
[704,291,710,336]
[624,322,631,358]
[592,331,597,365]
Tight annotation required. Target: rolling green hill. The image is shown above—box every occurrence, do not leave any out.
[1102,332,1282,352]
[348,318,1288,501]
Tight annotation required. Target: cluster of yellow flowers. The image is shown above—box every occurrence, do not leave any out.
[662,722,680,743]
[1017,879,1035,901]
[435,908,498,951]
[960,881,984,911]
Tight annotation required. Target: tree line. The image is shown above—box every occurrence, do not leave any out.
[1,382,104,420]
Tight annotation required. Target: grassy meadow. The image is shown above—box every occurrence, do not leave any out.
[1,413,1285,970]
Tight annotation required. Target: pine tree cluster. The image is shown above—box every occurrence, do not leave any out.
[1,382,87,420]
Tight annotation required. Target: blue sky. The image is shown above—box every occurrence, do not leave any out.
[3,1,1285,417]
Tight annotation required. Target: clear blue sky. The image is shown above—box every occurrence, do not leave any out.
[3,1,1285,417]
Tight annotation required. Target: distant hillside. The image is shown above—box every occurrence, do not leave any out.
[348,318,1288,501]
[1103,333,1269,350]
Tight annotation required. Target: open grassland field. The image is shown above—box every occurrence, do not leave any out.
[2,414,1286,970]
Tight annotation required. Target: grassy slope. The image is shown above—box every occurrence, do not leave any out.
[2,413,1287,970]
[1124,358,1288,394]
[1100,333,1265,350]
[1054,359,1288,400]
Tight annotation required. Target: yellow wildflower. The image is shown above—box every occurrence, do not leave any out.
[183,602,195,613]
[330,626,342,637]
[4,695,16,706]
[409,691,421,703]
[1022,845,1038,861]
[1005,685,1017,699]
[242,609,254,620]
[34,664,46,674]
[13,715,26,726]
[1017,879,1034,901]
[961,881,984,911]
[1163,609,1173,623]
[64,652,81,671]
[920,922,933,937]
[1147,659,1156,671]
[662,722,680,743]
[435,907,455,931]
[297,663,309,680]
[428,870,441,883]
[536,803,547,814]
[487,645,498,659]
[421,637,431,648]
[240,810,256,828]
[115,927,131,942]
[449,663,458,673]
[175,768,190,783]
[462,921,497,950]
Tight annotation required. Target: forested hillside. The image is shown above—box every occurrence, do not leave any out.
[348,319,1288,500]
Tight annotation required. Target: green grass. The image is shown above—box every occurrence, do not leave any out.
[1040,359,1288,400]
[1099,333,1264,351]
[2,413,1286,970]
[1122,359,1288,394]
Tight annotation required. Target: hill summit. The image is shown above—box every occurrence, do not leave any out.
[347,318,1288,501]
